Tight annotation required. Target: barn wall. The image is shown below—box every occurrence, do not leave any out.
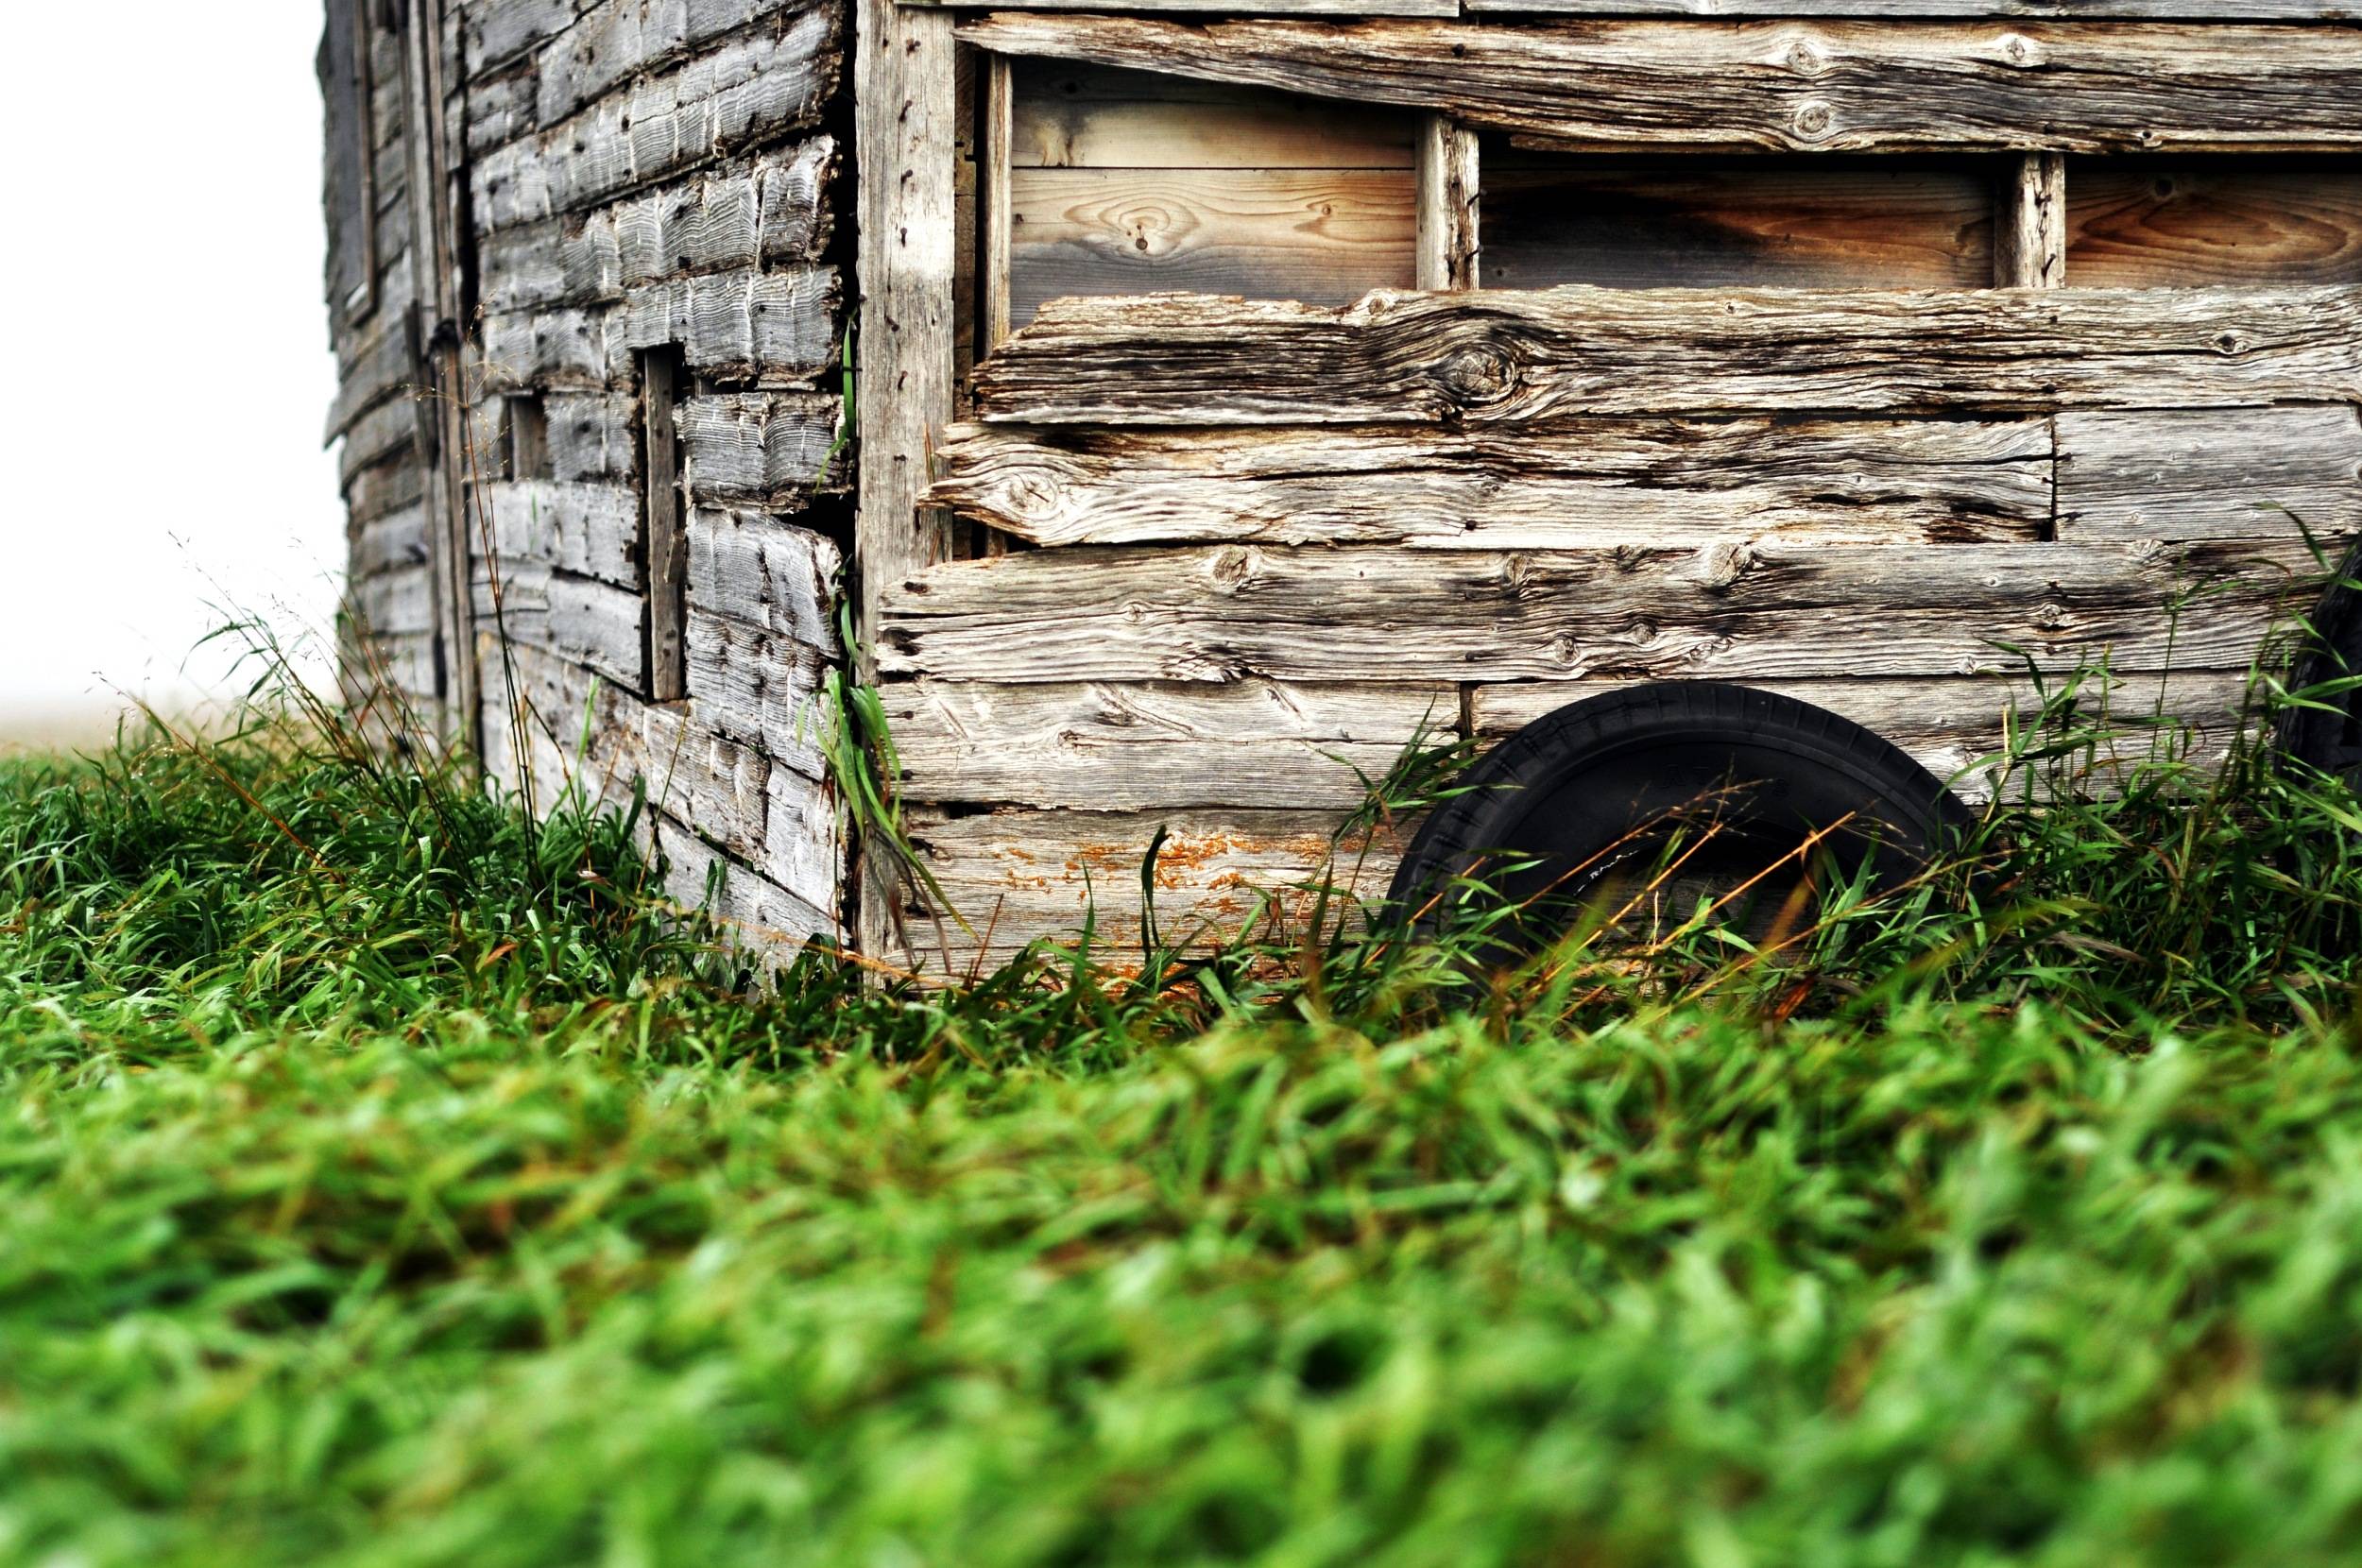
[324,0,854,952]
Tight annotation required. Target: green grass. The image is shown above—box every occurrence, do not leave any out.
[4,668,2362,1567]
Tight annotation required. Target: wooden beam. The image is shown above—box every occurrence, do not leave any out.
[1414,114,1481,290]
[955,15,2362,154]
[969,285,2362,423]
[927,418,2055,548]
[878,537,2329,686]
[2057,405,2362,541]
[639,347,687,701]
[1994,151,2067,287]
[1462,0,2347,15]
[856,0,962,955]
[980,52,1015,350]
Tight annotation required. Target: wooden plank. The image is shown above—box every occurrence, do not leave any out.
[1995,151,2067,287]
[1011,61,1416,168]
[2057,406,2362,542]
[472,14,840,231]
[2064,156,2362,287]
[887,678,1459,809]
[350,562,437,638]
[1462,0,2351,14]
[899,807,1403,973]
[919,0,1454,12]
[353,503,431,578]
[480,305,626,392]
[1415,115,1481,291]
[1478,153,1994,290]
[928,418,2055,548]
[678,393,843,504]
[475,560,648,692]
[650,814,837,953]
[545,392,638,481]
[878,539,2330,686]
[982,53,1016,351]
[642,347,689,702]
[684,509,846,646]
[1008,167,1415,325]
[955,16,2362,155]
[623,265,840,383]
[685,608,834,778]
[972,285,2362,423]
[485,481,642,587]
[855,0,962,957]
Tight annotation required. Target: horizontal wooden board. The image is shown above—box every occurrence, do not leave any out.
[472,560,647,692]
[483,480,642,587]
[679,392,844,504]
[480,305,625,392]
[348,562,436,639]
[685,607,834,777]
[886,677,1458,809]
[2064,156,2362,287]
[928,418,2053,548]
[622,265,840,383]
[2057,405,2362,543]
[684,509,845,646]
[1010,167,1415,323]
[957,16,2362,154]
[1482,154,1995,290]
[879,539,2329,685]
[1471,671,2255,803]
[1012,60,1415,167]
[472,13,840,230]
[352,503,431,578]
[1460,1,2355,14]
[898,806,1403,973]
[545,392,639,482]
[972,286,2362,422]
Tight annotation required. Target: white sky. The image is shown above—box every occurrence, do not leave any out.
[0,5,345,741]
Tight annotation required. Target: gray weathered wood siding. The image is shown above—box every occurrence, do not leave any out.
[325,0,852,950]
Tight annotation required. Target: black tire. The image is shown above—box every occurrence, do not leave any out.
[1389,682,1975,960]
[2276,542,2362,792]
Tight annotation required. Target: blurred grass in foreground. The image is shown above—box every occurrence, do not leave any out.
[2,655,2361,1566]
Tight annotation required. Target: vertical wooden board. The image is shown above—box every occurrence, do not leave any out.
[2057,406,2362,542]
[856,0,961,955]
[641,347,688,701]
[1481,151,1996,290]
[1008,167,1416,323]
[1994,150,2066,288]
[980,52,1016,352]
[1415,115,1481,291]
[2065,156,2362,286]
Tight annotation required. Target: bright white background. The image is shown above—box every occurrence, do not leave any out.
[0,6,344,749]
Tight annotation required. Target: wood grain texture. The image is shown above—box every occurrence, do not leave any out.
[982,53,1016,350]
[622,265,841,383]
[971,286,2362,423]
[685,508,847,646]
[1460,0,2353,15]
[856,0,962,954]
[919,0,1453,12]
[927,418,2055,548]
[1415,115,1481,290]
[2064,157,2362,286]
[956,16,2362,154]
[545,392,639,482]
[1011,61,1415,168]
[352,503,431,578]
[1481,154,1994,290]
[1994,151,2066,287]
[472,560,648,692]
[678,392,843,504]
[472,12,841,231]
[1471,672,2255,803]
[2057,406,2362,542]
[897,806,1403,973]
[484,481,642,587]
[641,347,689,702]
[1008,167,1415,322]
[878,539,2330,686]
[685,608,833,778]
[885,677,1458,809]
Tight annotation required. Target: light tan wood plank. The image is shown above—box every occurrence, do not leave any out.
[1994,151,2066,287]
[928,418,2055,548]
[1008,167,1415,324]
[2057,406,2362,542]
[1415,115,1481,290]
[1012,61,1416,168]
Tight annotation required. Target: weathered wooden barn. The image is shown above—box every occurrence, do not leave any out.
[323,0,2362,971]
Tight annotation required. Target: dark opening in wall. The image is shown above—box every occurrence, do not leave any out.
[503,393,549,481]
[638,347,688,702]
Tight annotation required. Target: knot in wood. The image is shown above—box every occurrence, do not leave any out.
[1694,542,1757,592]
[1995,31,2042,67]
[1782,36,1829,76]
[1208,545,1257,590]
[1789,99,1836,143]
[1002,469,1061,523]
[1436,345,1516,407]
